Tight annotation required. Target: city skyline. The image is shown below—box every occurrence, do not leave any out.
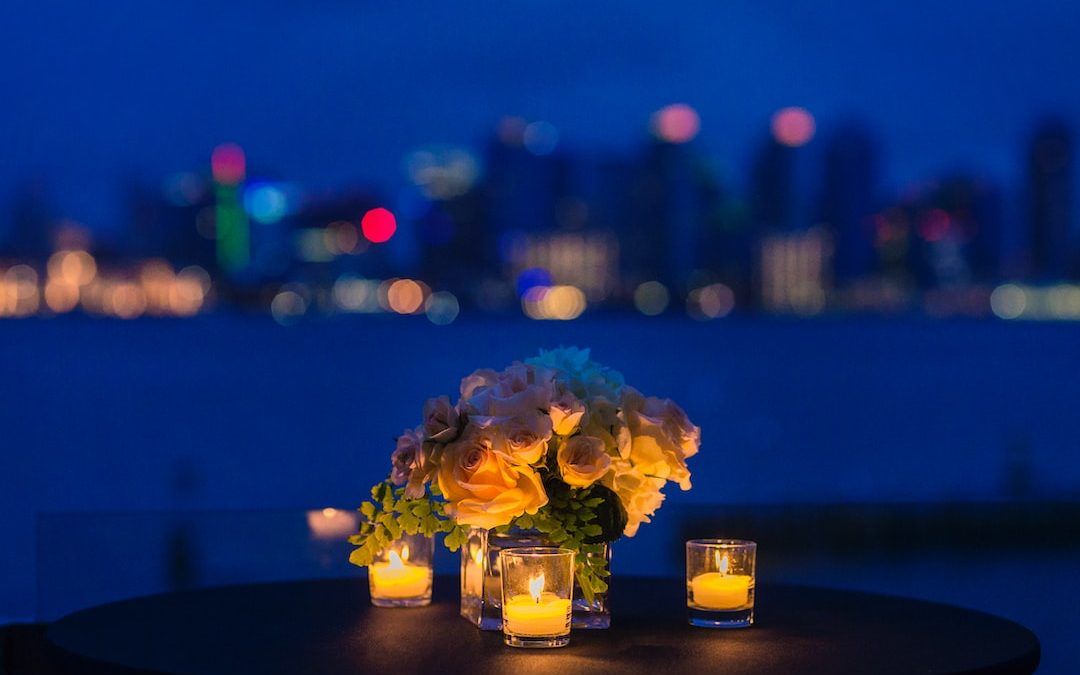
[3,1,1080,230]
[1,110,1078,324]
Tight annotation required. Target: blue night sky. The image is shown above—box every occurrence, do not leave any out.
[2,1,1079,233]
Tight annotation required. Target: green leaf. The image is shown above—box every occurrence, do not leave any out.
[398,512,420,534]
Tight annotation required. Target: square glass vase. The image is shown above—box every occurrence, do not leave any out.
[460,527,611,630]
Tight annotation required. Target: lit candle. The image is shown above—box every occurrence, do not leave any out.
[370,546,430,599]
[306,507,358,541]
[691,551,752,610]
[502,573,572,637]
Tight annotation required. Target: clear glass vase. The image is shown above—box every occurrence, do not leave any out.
[460,527,611,630]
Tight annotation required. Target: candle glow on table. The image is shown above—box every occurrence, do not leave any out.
[691,551,752,610]
[503,573,571,637]
[465,545,484,598]
[370,546,430,599]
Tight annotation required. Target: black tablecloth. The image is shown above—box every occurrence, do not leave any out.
[46,576,1039,674]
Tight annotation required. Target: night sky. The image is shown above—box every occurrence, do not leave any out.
[3,1,1079,234]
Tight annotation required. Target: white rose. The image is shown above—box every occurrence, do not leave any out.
[549,384,586,436]
[604,460,666,537]
[470,413,553,466]
[389,427,432,499]
[557,435,612,488]
[582,396,631,459]
[461,363,554,418]
[422,395,461,443]
[621,387,697,490]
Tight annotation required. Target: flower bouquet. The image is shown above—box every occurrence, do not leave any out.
[349,347,700,621]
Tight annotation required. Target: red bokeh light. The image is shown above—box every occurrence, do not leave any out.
[361,208,397,243]
[918,209,951,242]
[211,143,246,185]
[653,104,700,144]
[771,107,816,147]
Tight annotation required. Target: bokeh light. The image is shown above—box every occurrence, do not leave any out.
[771,107,816,147]
[243,184,289,224]
[168,276,205,316]
[522,285,586,320]
[990,284,1026,319]
[47,250,96,286]
[1046,285,1080,319]
[688,283,736,320]
[652,104,700,144]
[332,276,380,313]
[211,143,246,185]
[361,208,397,243]
[497,116,528,146]
[44,279,79,313]
[523,121,559,155]
[306,508,359,541]
[3,265,40,317]
[633,281,670,315]
[425,291,460,325]
[179,266,212,295]
[325,221,362,255]
[270,288,307,326]
[406,146,480,200]
[386,279,426,314]
[107,282,147,320]
[918,209,951,242]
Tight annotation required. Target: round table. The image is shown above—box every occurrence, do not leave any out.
[46,576,1039,674]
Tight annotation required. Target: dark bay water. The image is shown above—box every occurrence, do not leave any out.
[2,314,1078,668]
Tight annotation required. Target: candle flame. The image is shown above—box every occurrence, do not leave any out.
[401,545,410,562]
[388,549,404,570]
[472,546,484,567]
[717,550,729,575]
[528,573,545,603]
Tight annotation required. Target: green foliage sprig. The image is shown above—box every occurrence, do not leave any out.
[494,480,625,604]
[347,481,470,567]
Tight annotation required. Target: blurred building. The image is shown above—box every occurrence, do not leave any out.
[1028,121,1074,279]
[819,124,879,283]
[4,178,54,258]
[627,140,716,292]
[758,227,832,314]
[749,137,795,233]
[127,174,215,268]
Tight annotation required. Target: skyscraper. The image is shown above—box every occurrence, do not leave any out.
[749,138,795,232]
[819,124,879,282]
[1028,121,1073,279]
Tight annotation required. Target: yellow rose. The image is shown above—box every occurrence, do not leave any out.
[621,387,697,490]
[582,397,631,459]
[549,384,586,436]
[437,429,548,529]
[557,435,612,488]
[604,460,666,537]
[471,413,552,465]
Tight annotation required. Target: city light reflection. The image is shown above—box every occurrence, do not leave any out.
[771,107,816,147]
[652,103,700,144]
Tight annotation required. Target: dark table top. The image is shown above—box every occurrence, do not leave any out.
[46,575,1039,675]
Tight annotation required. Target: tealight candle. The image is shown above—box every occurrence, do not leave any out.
[503,576,573,637]
[686,539,756,628]
[499,547,574,648]
[368,534,433,608]
[691,552,752,609]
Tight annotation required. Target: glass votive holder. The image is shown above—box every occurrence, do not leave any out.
[498,547,574,648]
[686,539,756,628]
[368,533,433,608]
